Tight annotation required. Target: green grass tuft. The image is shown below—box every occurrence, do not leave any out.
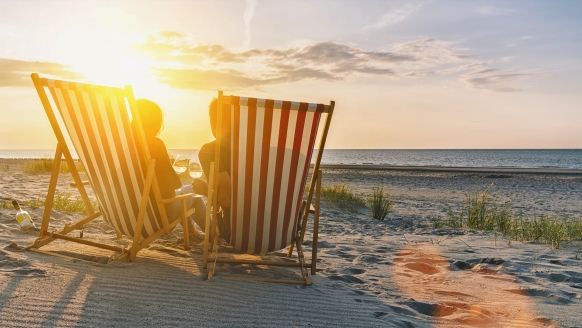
[320,183,366,212]
[25,192,97,214]
[368,185,394,220]
[1,200,13,209]
[25,158,84,174]
[435,184,582,249]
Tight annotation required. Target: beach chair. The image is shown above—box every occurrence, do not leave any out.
[29,73,197,261]
[204,91,334,285]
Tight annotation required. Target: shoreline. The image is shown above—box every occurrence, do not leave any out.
[3,158,582,176]
[320,164,582,175]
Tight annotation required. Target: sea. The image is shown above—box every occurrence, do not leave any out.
[1,149,582,169]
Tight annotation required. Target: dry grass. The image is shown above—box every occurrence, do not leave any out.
[320,183,366,212]
[25,158,84,174]
[25,192,97,214]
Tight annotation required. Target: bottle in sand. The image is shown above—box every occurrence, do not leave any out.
[12,200,36,229]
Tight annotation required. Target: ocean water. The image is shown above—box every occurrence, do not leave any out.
[1,149,581,169]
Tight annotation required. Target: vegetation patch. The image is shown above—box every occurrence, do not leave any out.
[368,185,394,220]
[25,192,97,214]
[319,183,366,212]
[435,184,582,249]
[25,158,84,174]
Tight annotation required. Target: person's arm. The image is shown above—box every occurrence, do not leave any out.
[148,137,182,197]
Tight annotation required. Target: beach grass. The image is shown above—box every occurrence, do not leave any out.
[25,192,97,214]
[2,164,8,172]
[25,158,84,174]
[1,200,12,209]
[368,185,393,220]
[435,184,582,248]
[320,183,366,212]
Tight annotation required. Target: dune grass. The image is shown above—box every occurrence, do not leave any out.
[25,192,97,214]
[368,185,394,220]
[1,200,12,209]
[2,164,8,172]
[25,158,84,174]
[319,183,366,212]
[434,184,582,249]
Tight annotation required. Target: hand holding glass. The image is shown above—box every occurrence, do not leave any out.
[189,161,203,179]
[172,155,187,174]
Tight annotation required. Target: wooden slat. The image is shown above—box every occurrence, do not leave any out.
[221,94,332,112]
[312,170,321,275]
[159,193,197,204]
[203,162,215,270]
[40,145,62,237]
[182,199,189,250]
[61,211,102,235]
[69,181,90,187]
[43,232,123,252]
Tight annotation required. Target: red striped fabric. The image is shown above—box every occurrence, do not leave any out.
[227,96,323,254]
[43,79,162,240]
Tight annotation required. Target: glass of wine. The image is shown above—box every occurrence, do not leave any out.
[172,155,188,174]
[189,161,203,179]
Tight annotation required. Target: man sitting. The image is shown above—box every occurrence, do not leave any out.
[192,98,232,241]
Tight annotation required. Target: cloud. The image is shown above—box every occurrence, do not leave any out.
[368,2,425,29]
[0,58,83,87]
[464,72,532,92]
[134,32,533,92]
[475,6,516,16]
[243,0,258,49]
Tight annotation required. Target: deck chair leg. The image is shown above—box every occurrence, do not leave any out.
[295,237,311,285]
[311,170,322,275]
[286,243,294,257]
[208,226,219,280]
[39,145,62,240]
[203,162,215,269]
[129,159,156,261]
[182,199,190,250]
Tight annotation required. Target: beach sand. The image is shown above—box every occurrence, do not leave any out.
[1,159,581,327]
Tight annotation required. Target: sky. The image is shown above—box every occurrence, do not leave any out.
[0,0,581,150]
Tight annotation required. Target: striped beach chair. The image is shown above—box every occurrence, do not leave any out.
[204,91,334,284]
[29,73,197,261]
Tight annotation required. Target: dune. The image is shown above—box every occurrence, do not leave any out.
[1,159,581,327]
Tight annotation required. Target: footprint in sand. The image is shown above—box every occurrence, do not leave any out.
[327,274,364,284]
[392,244,540,326]
[505,288,573,304]
[0,249,46,276]
[341,268,366,275]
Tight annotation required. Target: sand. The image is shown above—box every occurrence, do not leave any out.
[0,159,581,327]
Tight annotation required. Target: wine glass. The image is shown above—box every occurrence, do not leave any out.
[189,161,203,179]
[172,155,188,174]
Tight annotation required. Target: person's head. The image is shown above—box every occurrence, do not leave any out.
[134,99,163,137]
[209,98,231,138]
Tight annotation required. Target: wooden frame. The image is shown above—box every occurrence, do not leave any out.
[28,73,197,262]
[203,91,334,285]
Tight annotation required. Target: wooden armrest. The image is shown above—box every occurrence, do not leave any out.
[70,181,90,187]
[159,193,198,204]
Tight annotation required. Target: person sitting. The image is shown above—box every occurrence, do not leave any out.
[192,98,232,241]
[132,99,206,237]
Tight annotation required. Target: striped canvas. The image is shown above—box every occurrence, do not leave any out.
[41,79,163,240]
[228,96,325,254]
